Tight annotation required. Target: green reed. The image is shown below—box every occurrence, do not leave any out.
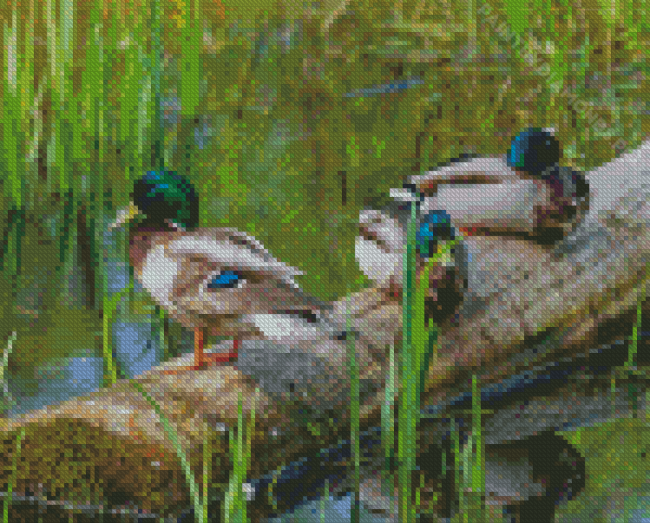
[385,205,488,523]
[131,379,214,523]
[102,282,135,387]
[618,278,648,423]
[0,332,17,417]
[150,0,165,171]
[47,0,78,303]
[87,0,107,314]
[347,292,361,523]
[2,426,24,523]
[202,417,215,523]
[450,375,489,523]
[224,391,256,523]
[0,2,31,285]
[626,284,646,370]
[396,202,418,522]
[382,294,397,487]
[180,0,202,119]
[3,9,20,210]
[321,477,330,523]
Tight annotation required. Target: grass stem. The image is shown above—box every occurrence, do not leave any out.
[2,426,24,523]
[347,294,361,523]
[130,380,204,523]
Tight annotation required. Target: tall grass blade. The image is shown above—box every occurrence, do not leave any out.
[55,0,74,193]
[46,0,77,303]
[469,375,487,521]
[21,0,36,211]
[81,0,108,313]
[4,10,17,95]
[1,6,26,297]
[347,295,360,523]
[137,42,152,178]
[180,0,201,118]
[130,380,204,523]
[3,10,20,210]
[122,0,146,188]
[611,368,617,420]
[0,332,16,394]
[451,418,463,521]
[3,426,24,523]
[0,332,17,416]
[460,426,472,523]
[225,391,255,523]
[150,0,165,171]
[382,306,396,479]
[44,0,56,198]
[398,202,418,522]
[102,283,134,387]
[321,477,329,523]
[203,415,215,523]
[412,237,462,519]
[24,81,45,213]
[157,306,168,364]
[626,287,645,368]
[244,389,257,519]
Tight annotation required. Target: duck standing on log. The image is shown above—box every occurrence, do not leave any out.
[109,171,330,374]
[108,169,466,416]
[108,171,389,414]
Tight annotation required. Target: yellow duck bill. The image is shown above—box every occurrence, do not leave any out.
[109,202,143,230]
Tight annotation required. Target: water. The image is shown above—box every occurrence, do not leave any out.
[264,493,397,523]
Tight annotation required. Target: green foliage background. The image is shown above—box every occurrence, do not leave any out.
[0,0,648,518]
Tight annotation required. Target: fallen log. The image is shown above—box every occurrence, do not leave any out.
[0,286,400,522]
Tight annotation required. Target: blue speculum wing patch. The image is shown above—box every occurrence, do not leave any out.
[208,270,242,289]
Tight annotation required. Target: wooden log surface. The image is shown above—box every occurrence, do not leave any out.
[1,140,649,520]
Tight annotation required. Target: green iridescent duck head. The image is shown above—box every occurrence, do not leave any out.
[110,171,199,232]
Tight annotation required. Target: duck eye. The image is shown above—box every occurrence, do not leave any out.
[208,270,243,289]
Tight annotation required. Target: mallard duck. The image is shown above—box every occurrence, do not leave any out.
[391,128,590,242]
[356,206,467,326]
[109,171,330,372]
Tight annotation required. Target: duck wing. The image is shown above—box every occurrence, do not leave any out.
[158,228,332,337]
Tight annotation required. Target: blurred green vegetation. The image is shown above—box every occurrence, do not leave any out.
[0,0,649,517]
[1,0,647,363]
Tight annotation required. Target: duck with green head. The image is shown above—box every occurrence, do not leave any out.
[110,171,329,373]
[390,128,590,242]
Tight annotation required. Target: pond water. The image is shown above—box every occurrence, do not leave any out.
[264,493,403,523]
